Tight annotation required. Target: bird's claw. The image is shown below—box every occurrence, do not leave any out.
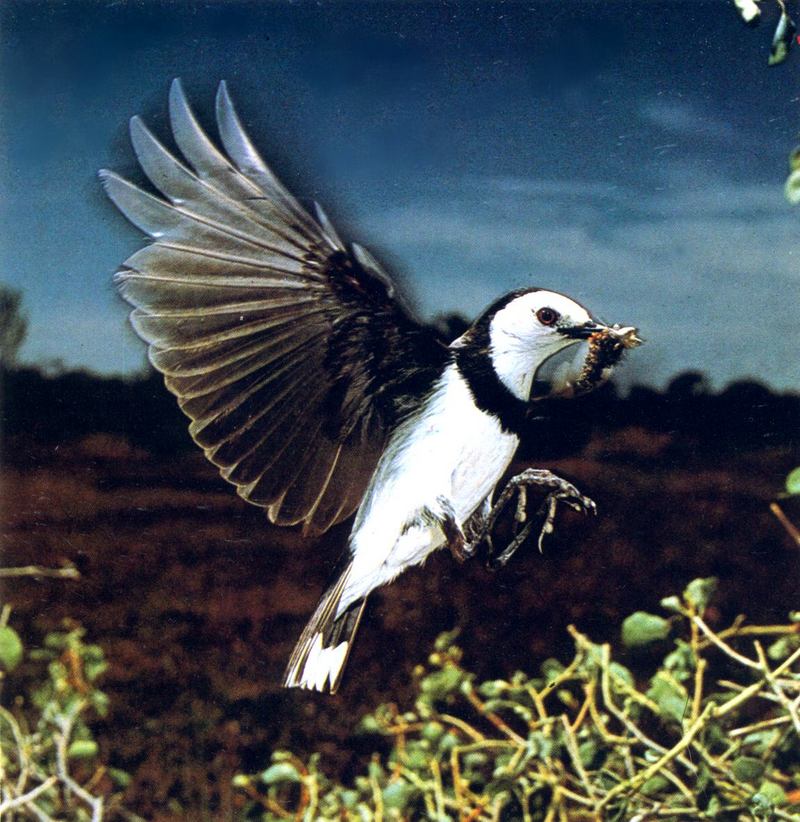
[480,469,597,569]
[554,487,597,517]
[450,536,474,563]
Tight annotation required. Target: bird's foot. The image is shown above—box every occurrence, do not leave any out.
[425,496,473,564]
[483,469,596,570]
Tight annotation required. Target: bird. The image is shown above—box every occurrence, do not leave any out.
[102,80,641,694]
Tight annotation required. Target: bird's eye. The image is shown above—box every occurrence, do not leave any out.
[536,307,560,326]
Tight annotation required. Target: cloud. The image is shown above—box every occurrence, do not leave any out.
[640,99,739,144]
[356,166,800,391]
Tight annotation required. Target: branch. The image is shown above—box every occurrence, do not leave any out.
[0,565,80,580]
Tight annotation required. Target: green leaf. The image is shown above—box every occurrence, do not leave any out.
[647,672,689,724]
[108,767,132,788]
[785,466,800,495]
[0,626,23,671]
[433,629,460,652]
[478,680,507,698]
[742,728,781,756]
[732,756,766,784]
[660,595,683,614]
[768,9,796,67]
[621,612,671,648]
[437,732,460,753]
[67,739,99,759]
[733,0,761,26]
[357,714,381,735]
[578,740,598,768]
[401,746,429,770]
[260,762,301,785]
[767,634,800,661]
[339,789,359,809]
[609,662,634,688]
[419,665,463,702]
[421,721,444,742]
[44,632,68,650]
[382,780,417,809]
[664,640,695,682]
[683,578,718,613]
[754,780,787,806]
[640,774,670,796]
[540,658,565,682]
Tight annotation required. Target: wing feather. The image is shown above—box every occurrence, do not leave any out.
[101,171,313,272]
[150,321,324,377]
[129,298,325,347]
[119,245,316,285]
[129,116,309,258]
[105,80,447,534]
[224,382,330,489]
[215,82,325,240]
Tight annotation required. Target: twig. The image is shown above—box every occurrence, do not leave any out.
[692,614,761,670]
[754,641,800,736]
[368,755,384,822]
[729,714,792,737]
[770,501,800,547]
[0,565,80,580]
[0,776,58,814]
[461,684,526,745]
[559,715,597,802]
[691,658,706,724]
[54,708,104,822]
[597,703,715,811]
[430,758,446,820]
[440,713,486,743]
[594,640,697,774]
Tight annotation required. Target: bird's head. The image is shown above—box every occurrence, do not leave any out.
[452,288,640,401]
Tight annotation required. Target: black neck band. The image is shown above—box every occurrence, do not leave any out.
[453,342,528,436]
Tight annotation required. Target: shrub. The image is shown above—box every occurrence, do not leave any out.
[235,579,800,821]
[0,608,130,821]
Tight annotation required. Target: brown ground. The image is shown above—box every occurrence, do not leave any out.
[2,428,798,820]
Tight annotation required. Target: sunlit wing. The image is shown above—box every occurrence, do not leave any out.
[102,79,446,534]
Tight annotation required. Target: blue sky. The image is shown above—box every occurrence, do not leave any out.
[1,0,798,390]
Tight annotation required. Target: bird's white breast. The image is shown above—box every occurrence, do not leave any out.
[341,363,519,609]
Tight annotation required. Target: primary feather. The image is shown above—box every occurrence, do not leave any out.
[103,79,446,535]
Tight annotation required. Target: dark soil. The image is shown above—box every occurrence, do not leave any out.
[2,422,799,820]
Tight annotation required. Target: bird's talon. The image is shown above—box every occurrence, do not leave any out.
[451,538,476,563]
[514,487,528,523]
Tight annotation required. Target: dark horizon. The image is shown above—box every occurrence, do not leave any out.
[4,360,798,470]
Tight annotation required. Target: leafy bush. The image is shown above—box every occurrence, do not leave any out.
[235,580,800,821]
[0,609,131,820]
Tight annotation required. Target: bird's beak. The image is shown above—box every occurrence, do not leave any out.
[558,321,644,348]
[558,320,607,340]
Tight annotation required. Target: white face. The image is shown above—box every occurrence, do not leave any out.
[490,290,594,349]
[487,289,599,399]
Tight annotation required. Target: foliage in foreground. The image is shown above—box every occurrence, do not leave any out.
[236,579,800,821]
[0,608,130,821]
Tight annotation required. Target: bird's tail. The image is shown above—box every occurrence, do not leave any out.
[283,562,367,694]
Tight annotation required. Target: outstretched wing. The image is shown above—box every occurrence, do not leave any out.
[102,79,447,535]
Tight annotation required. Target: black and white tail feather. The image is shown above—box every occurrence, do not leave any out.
[283,565,367,693]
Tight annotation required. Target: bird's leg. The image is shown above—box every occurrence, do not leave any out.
[478,469,597,570]
[455,496,494,563]
[421,497,470,563]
